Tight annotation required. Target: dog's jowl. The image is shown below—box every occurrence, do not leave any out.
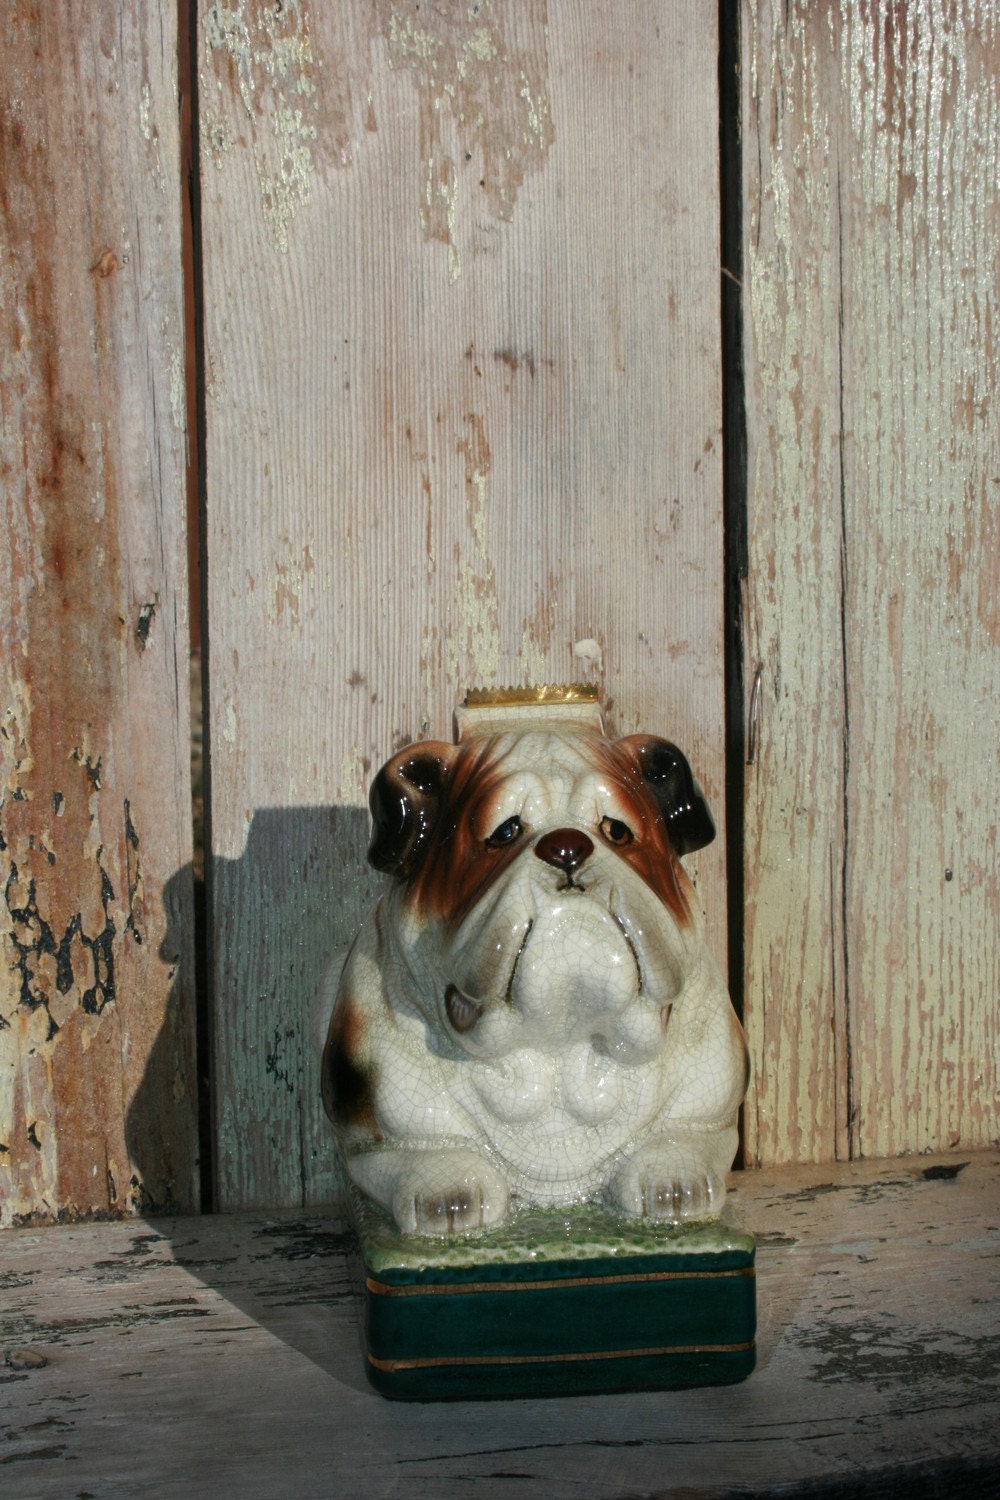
[321,691,748,1237]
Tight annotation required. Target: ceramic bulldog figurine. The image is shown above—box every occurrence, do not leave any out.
[322,689,748,1236]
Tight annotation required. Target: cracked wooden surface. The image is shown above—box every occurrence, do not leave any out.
[2,1152,998,1497]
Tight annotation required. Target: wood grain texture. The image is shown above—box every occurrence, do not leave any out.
[0,5,198,1223]
[742,1,1000,1165]
[198,1,728,1208]
[2,1153,998,1495]
[741,3,848,1166]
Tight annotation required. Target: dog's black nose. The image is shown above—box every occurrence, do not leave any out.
[534,828,594,875]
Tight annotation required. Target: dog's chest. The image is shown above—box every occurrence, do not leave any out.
[466,1042,650,1130]
[449,1042,663,1197]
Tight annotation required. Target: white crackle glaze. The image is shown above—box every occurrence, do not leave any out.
[322,705,748,1235]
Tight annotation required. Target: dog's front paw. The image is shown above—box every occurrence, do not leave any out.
[351,1146,511,1235]
[391,1147,511,1235]
[606,1137,727,1223]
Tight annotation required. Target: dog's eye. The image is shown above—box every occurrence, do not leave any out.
[485,815,524,849]
[600,816,634,847]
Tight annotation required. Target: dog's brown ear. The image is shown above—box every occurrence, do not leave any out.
[368,742,458,878]
[617,735,716,857]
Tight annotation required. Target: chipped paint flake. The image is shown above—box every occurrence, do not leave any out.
[253,107,318,253]
[446,413,503,685]
[573,638,603,670]
[519,73,549,146]
[450,561,501,685]
[517,631,547,687]
[379,0,554,278]
[223,699,238,744]
[389,15,441,64]
[204,0,343,253]
[168,344,186,434]
[337,749,368,807]
[139,81,153,141]
[466,27,497,64]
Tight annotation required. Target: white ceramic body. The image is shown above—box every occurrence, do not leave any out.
[322,712,748,1236]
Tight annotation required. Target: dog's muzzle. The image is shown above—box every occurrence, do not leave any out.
[439,831,683,1064]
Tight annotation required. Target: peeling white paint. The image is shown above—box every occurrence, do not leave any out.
[382,2,554,278]
[469,468,489,553]
[204,348,226,403]
[168,345,186,434]
[466,27,497,64]
[204,106,235,165]
[138,81,153,141]
[138,79,165,193]
[519,72,549,146]
[449,560,501,686]
[420,623,438,708]
[573,638,603,670]
[204,0,321,253]
[253,108,318,254]
[445,176,461,282]
[337,750,368,807]
[389,14,441,65]
[517,631,547,686]
[1,685,34,796]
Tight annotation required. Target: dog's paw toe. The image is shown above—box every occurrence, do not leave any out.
[607,1142,726,1223]
[390,1149,510,1235]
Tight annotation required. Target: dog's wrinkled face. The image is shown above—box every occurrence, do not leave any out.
[368,727,715,1067]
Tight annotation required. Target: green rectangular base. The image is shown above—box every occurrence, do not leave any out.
[349,1193,756,1401]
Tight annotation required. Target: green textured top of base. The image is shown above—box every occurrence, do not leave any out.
[352,1190,755,1281]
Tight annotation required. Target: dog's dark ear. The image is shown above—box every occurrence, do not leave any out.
[617,735,716,857]
[368,742,458,878]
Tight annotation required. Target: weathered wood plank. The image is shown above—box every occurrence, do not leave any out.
[741,0,1000,1165]
[0,4,198,1222]
[198,2,728,1208]
[740,1,848,1166]
[2,1153,998,1496]
[836,4,1000,1162]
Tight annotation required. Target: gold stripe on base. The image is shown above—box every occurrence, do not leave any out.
[368,1340,755,1373]
[366,1265,755,1297]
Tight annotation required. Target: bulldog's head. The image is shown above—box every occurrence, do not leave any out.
[366,725,716,1068]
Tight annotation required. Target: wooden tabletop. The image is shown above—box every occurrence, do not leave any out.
[3,1152,999,1498]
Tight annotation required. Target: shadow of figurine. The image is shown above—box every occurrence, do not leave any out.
[130,803,377,1215]
[204,803,378,1212]
[122,804,378,1388]
[122,859,201,1216]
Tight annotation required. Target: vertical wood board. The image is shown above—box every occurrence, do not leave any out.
[198,0,727,1208]
[837,3,1000,1159]
[741,3,848,1165]
[742,0,1000,1164]
[0,3,198,1223]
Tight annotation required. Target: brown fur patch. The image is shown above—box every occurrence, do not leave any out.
[591,737,694,927]
[407,738,526,928]
[322,994,380,1137]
